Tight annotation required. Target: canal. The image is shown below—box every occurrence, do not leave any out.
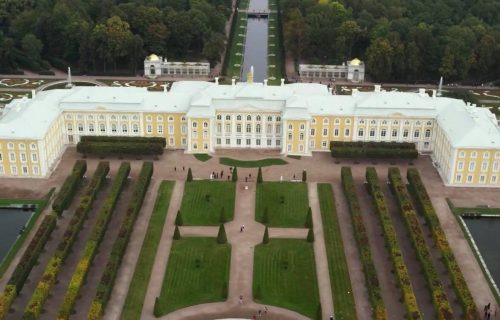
[241,0,269,82]
[0,208,34,262]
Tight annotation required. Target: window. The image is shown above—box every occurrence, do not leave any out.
[169,138,174,145]
[414,130,420,138]
[256,124,261,133]
[322,141,328,148]
[471,151,478,158]
[358,128,364,137]
[426,121,432,126]
[334,128,339,137]
[288,124,293,130]
[299,133,304,141]
[181,116,186,121]
[425,129,431,138]
[157,115,163,122]
[203,143,208,150]
[111,115,116,120]
[226,115,231,121]
[247,115,252,121]
[132,115,138,121]
[267,125,272,134]
[0,153,2,161]
[237,124,242,133]
[256,116,261,121]
[20,153,26,162]
[22,166,28,175]
[323,118,329,125]
[392,129,398,137]
[424,142,430,149]
[276,124,281,134]
[217,115,222,120]
[277,117,281,122]
[256,139,261,146]
[403,129,409,138]
[78,124,84,132]
[310,128,315,136]
[492,175,497,183]
[335,118,340,125]
[288,133,292,140]
[237,115,242,121]
[300,123,305,130]
[299,144,304,152]
[121,115,128,120]
[482,161,488,172]
[456,174,462,183]
[469,161,476,171]
[133,124,139,133]
[287,144,292,152]
[112,124,117,133]
[225,124,231,133]
[217,124,222,133]
[484,152,490,159]
[467,175,473,183]
[203,131,208,139]
[88,115,94,120]
[192,131,198,138]
[168,125,174,134]
[147,125,152,133]
[345,128,350,136]
[203,122,208,128]
[267,139,272,146]
[323,128,328,136]
[381,129,387,137]
[404,121,410,125]
[393,120,399,125]
[358,119,365,124]
[30,143,37,150]
[494,161,499,172]
[312,118,316,124]
[33,166,39,176]
[495,152,500,159]
[169,116,174,122]
[19,144,25,150]
[192,122,197,128]
[0,165,4,175]
[309,140,315,148]
[182,138,187,145]
[237,139,241,145]
[31,153,37,163]
[369,129,375,137]
[67,124,73,132]
[100,123,106,132]
[7,143,14,150]
[66,114,72,119]
[182,125,187,134]
[158,125,164,134]
[226,139,231,145]
[246,124,251,133]
[122,124,128,133]
[99,115,105,120]
[480,175,486,183]
[88,124,94,132]
[10,165,17,175]
[415,121,421,126]
[458,161,464,171]
[146,115,152,122]
[370,120,376,125]
[193,143,198,149]
[459,151,465,158]
[267,116,272,122]
[382,120,387,125]
[276,139,281,146]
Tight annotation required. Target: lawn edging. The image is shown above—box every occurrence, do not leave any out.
[219,157,287,168]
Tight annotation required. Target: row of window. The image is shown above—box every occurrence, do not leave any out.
[216,123,282,134]
[66,114,142,121]
[458,150,500,159]
[0,165,39,176]
[68,123,140,134]
[356,128,431,139]
[457,160,500,173]
[1,143,37,151]
[0,152,38,163]
[216,115,281,122]
[145,115,184,122]
[356,119,433,126]
[456,174,498,184]
[215,138,281,147]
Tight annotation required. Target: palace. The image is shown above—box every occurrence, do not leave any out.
[0,79,499,188]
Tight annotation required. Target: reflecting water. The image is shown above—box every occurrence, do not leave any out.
[0,208,33,262]
[241,0,268,82]
[463,217,500,289]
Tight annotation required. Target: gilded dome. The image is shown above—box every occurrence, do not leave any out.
[147,54,160,61]
[350,58,361,66]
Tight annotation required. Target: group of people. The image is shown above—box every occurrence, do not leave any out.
[484,302,496,320]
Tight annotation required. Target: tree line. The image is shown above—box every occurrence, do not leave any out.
[282,0,500,82]
[0,0,231,75]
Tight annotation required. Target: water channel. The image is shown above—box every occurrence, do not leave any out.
[462,217,500,294]
[241,0,269,82]
[0,208,34,262]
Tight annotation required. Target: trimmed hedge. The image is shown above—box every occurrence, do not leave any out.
[77,141,164,156]
[23,162,109,320]
[80,136,166,147]
[388,168,454,320]
[331,141,418,159]
[52,160,87,214]
[365,167,421,319]
[88,162,153,320]
[340,167,387,320]
[58,163,131,319]
[407,169,479,320]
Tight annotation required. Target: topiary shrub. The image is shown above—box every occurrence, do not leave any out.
[216,224,227,244]
[302,169,307,182]
[175,210,183,226]
[232,167,238,182]
[187,168,193,182]
[305,207,313,228]
[262,226,269,244]
[257,167,263,183]
[307,227,314,243]
[173,226,181,240]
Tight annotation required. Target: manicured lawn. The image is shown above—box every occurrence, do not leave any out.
[286,155,301,160]
[180,180,235,225]
[155,237,231,315]
[0,190,54,278]
[219,157,287,168]
[267,3,284,85]
[255,182,309,227]
[224,0,249,81]
[253,239,319,318]
[317,184,357,320]
[121,181,175,320]
[194,153,212,162]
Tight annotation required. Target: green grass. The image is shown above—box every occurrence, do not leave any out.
[219,157,287,168]
[0,189,54,278]
[267,6,284,85]
[121,181,175,320]
[286,155,301,160]
[253,239,320,318]
[255,182,309,227]
[180,180,235,225]
[224,0,249,81]
[155,237,231,315]
[450,206,500,216]
[317,184,357,320]
[194,153,212,162]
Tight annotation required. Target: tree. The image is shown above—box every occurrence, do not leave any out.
[202,32,225,67]
[231,167,238,182]
[175,210,183,226]
[173,225,181,240]
[257,167,263,183]
[366,38,394,81]
[305,207,313,228]
[262,207,269,225]
[338,20,362,60]
[284,8,307,62]
[262,226,269,244]
[21,33,43,69]
[302,170,307,182]
[187,168,193,182]
[307,227,314,242]
[219,207,227,223]
[217,224,227,244]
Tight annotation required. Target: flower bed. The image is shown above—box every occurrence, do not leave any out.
[388,167,454,320]
[88,162,153,320]
[340,167,387,319]
[58,163,130,319]
[52,160,87,214]
[407,169,478,320]
[23,162,109,320]
[365,167,421,319]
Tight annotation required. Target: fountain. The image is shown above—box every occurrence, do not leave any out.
[66,67,73,89]
[437,76,443,97]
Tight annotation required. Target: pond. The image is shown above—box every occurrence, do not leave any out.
[0,208,34,262]
[241,0,268,82]
[462,217,500,293]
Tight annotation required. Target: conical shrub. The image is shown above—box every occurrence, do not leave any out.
[217,224,227,244]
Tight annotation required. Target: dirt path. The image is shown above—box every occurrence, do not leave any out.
[352,174,405,320]
[330,182,370,319]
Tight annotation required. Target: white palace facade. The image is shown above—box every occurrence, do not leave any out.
[0,79,499,187]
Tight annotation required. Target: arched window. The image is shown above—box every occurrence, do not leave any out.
[267,116,272,122]
[323,118,329,125]
[192,122,198,128]
[247,115,252,121]
[122,124,128,133]
[203,122,208,128]
[217,115,222,120]
[256,115,261,121]
[237,115,242,121]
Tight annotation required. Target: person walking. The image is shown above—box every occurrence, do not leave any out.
[239,295,243,304]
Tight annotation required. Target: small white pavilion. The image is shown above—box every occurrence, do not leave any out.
[144,54,210,78]
[299,58,365,82]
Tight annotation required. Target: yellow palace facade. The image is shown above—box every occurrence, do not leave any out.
[0,80,499,187]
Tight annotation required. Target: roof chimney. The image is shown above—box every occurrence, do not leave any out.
[419,88,426,96]
[374,84,381,92]
[232,78,236,86]
[215,77,219,85]
[280,78,285,86]
[31,89,36,99]
[264,79,268,86]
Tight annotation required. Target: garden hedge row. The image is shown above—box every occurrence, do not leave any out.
[88,162,153,320]
[406,169,478,320]
[340,167,387,320]
[80,136,166,147]
[77,141,164,156]
[388,168,454,320]
[330,141,417,149]
[23,162,110,320]
[332,147,418,159]
[52,160,87,214]
[58,163,131,319]
[365,167,421,319]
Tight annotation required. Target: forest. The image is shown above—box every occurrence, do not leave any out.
[0,0,231,75]
[282,0,500,82]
